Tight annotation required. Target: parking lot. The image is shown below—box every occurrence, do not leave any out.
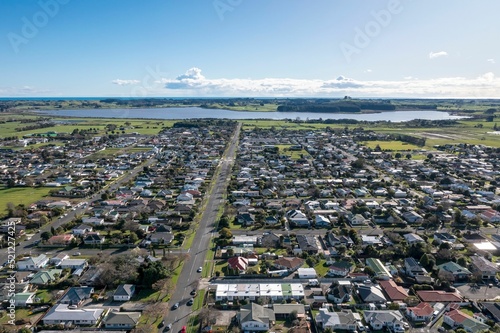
[456,283,500,301]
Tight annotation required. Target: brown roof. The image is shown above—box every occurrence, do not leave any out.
[274,257,304,269]
[416,290,462,303]
[379,280,409,301]
[407,302,433,317]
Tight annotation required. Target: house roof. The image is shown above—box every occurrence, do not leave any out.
[274,257,304,269]
[104,311,141,325]
[240,302,275,324]
[228,256,249,271]
[379,280,409,301]
[416,290,462,303]
[114,284,135,297]
[60,286,94,304]
[437,261,472,275]
[30,269,62,285]
[43,304,104,323]
[445,309,490,333]
[358,285,387,303]
[407,302,433,317]
[471,256,499,273]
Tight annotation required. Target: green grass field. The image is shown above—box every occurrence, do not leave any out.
[360,140,421,151]
[0,187,54,215]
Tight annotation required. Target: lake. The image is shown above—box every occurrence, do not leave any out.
[37,107,467,122]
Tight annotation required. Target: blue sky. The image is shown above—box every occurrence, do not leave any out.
[0,0,499,97]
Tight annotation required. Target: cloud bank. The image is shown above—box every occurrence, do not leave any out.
[110,67,500,98]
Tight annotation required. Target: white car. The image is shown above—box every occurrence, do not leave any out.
[197,267,202,273]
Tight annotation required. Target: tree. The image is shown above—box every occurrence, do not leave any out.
[364,266,375,277]
[41,231,52,241]
[142,261,171,288]
[395,152,402,159]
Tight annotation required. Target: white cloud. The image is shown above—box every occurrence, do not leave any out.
[364,69,373,73]
[112,79,140,86]
[429,51,448,59]
[155,67,500,98]
[487,58,496,64]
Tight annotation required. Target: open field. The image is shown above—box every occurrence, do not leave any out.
[276,144,310,159]
[0,187,54,214]
[0,116,177,139]
[360,140,421,151]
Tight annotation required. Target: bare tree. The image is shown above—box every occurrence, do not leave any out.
[152,278,174,301]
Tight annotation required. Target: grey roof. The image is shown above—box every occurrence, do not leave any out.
[240,303,275,324]
[114,284,135,297]
[60,286,93,305]
[364,310,404,326]
[43,304,104,323]
[471,256,499,273]
[104,311,141,325]
[357,285,387,303]
[273,304,305,315]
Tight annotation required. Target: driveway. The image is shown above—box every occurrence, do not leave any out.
[456,283,500,300]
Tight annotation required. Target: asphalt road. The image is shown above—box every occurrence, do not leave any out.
[0,158,157,267]
[164,123,241,332]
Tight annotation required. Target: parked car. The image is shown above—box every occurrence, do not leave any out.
[197,267,202,273]
[172,302,179,310]
[159,320,165,328]
[187,298,194,306]
[180,326,186,333]
[190,289,197,296]
[165,324,172,331]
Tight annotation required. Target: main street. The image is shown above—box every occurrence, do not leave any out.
[164,123,241,331]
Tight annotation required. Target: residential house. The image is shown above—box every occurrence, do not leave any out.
[42,304,105,325]
[286,210,310,227]
[315,214,331,228]
[433,232,457,244]
[357,284,387,303]
[404,258,427,278]
[470,256,500,280]
[406,302,434,323]
[296,235,319,254]
[326,283,353,304]
[444,309,490,333]
[316,308,359,331]
[49,253,69,266]
[83,232,106,245]
[237,213,256,226]
[379,280,409,302]
[273,257,304,272]
[72,224,93,236]
[365,258,392,280]
[14,292,36,307]
[327,233,354,247]
[17,254,49,271]
[437,261,472,282]
[30,269,62,285]
[402,211,424,224]
[328,261,355,277]
[104,311,141,330]
[228,256,249,274]
[59,259,88,271]
[238,303,275,331]
[403,233,425,245]
[260,232,280,248]
[113,284,136,301]
[59,286,94,306]
[273,304,305,319]
[81,217,105,225]
[479,302,500,323]
[48,234,75,245]
[480,209,500,223]
[415,290,462,304]
[364,310,407,333]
